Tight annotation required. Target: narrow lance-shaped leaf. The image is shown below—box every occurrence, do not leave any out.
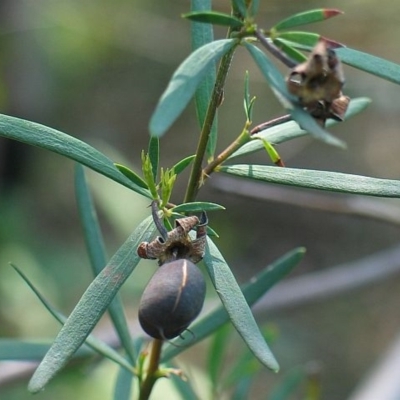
[232,377,253,400]
[149,39,237,137]
[170,369,199,399]
[231,0,247,18]
[203,237,279,371]
[244,42,345,148]
[113,366,134,400]
[274,32,344,50]
[283,42,400,86]
[248,0,260,18]
[75,164,137,364]
[0,114,151,198]
[269,367,307,400]
[191,0,219,160]
[220,164,400,198]
[275,31,320,48]
[273,38,307,63]
[274,32,344,49]
[0,339,90,361]
[337,47,400,85]
[273,9,343,31]
[148,136,159,182]
[183,11,243,28]
[162,247,305,361]
[208,325,231,388]
[28,216,156,393]
[172,201,225,213]
[11,263,132,371]
[229,97,371,159]
[114,163,148,189]
[171,154,195,175]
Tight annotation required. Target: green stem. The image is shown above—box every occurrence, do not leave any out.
[203,125,251,177]
[139,339,163,400]
[184,45,237,203]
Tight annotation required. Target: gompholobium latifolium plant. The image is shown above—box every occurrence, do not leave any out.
[3,1,400,399]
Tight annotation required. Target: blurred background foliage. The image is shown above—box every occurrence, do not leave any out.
[1,0,400,399]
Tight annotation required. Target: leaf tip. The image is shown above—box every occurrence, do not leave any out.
[323,8,344,19]
[28,376,45,394]
[321,36,346,49]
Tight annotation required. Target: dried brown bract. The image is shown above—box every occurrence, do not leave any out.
[137,202,208,266]
[286,39,350,125]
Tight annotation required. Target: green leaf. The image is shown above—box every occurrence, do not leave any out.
[231,0,247,18]
[272,38,307,63]
[170,370,199,399]
[149,39,237,137]
[75,164,137,364]
[275,32,343,49]
[0,114,151,198]
[191,0,219,161]
[244,42,345,148]
[114,163,148,189]
[183,11,243,28]
[113,366,133,400]
[269,367,306,400]
[232,377,253,400]
[230,97,370,159]
[337,47,400,85]
[28,216,156,393]
[275,31,320,48]
[172,201,225,213]
[0,339,91,361]
[223,345,260,388]
[148,136,159,182]
[281,42,400,86]
[220,164,400,198]
[273,9,343,31]
[208,325,231,388]
[202,237,279,371]
[10,264,133,371]
[75,164,109,277]
[248,0,259,18]
[162,247,305,362]
[243,70,256,121]
[171,154,196,175]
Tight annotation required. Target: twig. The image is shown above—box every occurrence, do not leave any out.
[254,29,297,68]
[184,44,237,203]
[250,114,292,135]
[139,339,163,400]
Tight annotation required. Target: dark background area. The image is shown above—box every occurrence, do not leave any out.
[1,1,400,399]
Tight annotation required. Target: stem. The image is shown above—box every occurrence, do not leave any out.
[184,45,237,203]
[203,126,251,177]
[254,29,296,68]
[250,114,292,135]
[139,339,163,400]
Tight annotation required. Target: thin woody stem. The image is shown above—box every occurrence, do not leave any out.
[202,113,292,178]
[139,339,163,400]
[184,44,237,203]
[254,29,296,68]
[151,200,168,240]
[203,127,251,177]
[250,114,292,135]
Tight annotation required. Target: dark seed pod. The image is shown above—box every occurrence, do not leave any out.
[139,259,206,340]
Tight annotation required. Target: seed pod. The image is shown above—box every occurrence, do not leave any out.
[139,259,206,340]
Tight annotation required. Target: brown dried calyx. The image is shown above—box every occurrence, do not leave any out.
[286,39,350,126]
